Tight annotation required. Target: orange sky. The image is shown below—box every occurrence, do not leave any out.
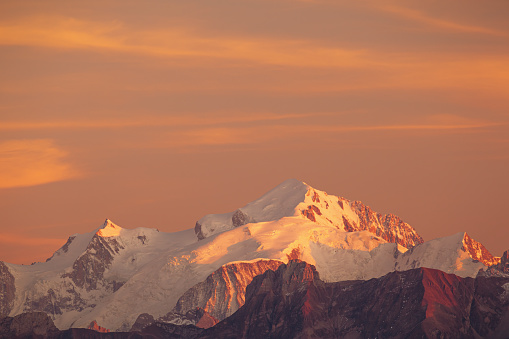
[1,0,508,264]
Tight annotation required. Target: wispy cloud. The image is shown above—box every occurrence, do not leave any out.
[144,120,500,151]
[381,5,508,36]
[0,15,367,68]
[0,139,80,189]
[1,14,508,97]
[315,122,501,133]
[0,113,332,131]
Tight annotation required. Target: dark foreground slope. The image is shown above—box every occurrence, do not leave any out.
[2,260,509,338]
[201,260,509,339]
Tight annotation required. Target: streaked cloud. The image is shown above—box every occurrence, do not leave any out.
[0,113,332,131]
[315,123,501,133]
[0,15,367,68]
[380,5,508,36]
[148,120,500,151]
[1,12,508,98]
[0,139,80,189]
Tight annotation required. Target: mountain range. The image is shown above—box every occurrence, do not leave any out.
[0,179,507,338]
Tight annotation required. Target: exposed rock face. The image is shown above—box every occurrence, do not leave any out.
[173,259,283,322]
[3,211,499,334]
[480,250,509,277]
[59,328,145,338]
[14,220,155,330]
[140,322,204,339]
[0,262,15,318]
[301,205,322,222]
[350,201,424,249]
[22,280,88,317]
[195,311,217,329]
[140,259,284,330]
[130,313,154,332]
[231,209,256,228]
[395,232,494,278]
[201,260,509,338]
[0,312,59,338]
[469,275,509,337]
[462,233,500,267]
[152,308,217,330]
[46,235,76,262]
[87,320,110,333]
[65,234,124,291]
[4,262,509,338]
[195,222,205,241]
[20,227,128,321]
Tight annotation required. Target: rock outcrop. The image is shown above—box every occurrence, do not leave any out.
[87,320,110,333]
[173,259,283,322]
[130,313,155,332]
[462,233,500,267]
[4,260,509,338]
[201,260,509,338]
[21,222,127,321]
[231,209,256,228]
[350,201,424,249]
[64,222,125,292]
[0,262,15,318]
[139,322,204,339]
[0,312,59,338]
[135,259,284,330]
[480,250,509,277]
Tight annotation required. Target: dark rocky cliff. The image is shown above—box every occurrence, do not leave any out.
[201,260,509,338]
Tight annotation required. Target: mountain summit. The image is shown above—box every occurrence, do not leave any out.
[195,179,423,249]
[96,219,123,237]
[0,179,501,332]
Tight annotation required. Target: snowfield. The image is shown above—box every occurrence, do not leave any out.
[2,179,497,331]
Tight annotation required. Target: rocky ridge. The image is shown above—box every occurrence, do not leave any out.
[480,250,509,277]
[14,220,130,321]
[462,233,501,267]
[201,260,509,338]
[195,179,423,249]
[134,259,284,330]
[173,259,283,322]
[3,259,509,338]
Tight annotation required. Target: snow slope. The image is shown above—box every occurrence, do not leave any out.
[6,219,490,331]
[0,180,499,332]
[4,217,396,330]
[195,179,423,249]
[396,232,495,275]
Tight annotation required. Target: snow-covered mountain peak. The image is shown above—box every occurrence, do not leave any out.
[235,178,309,220]
[395,231,499,277]
[194,179,309,240]
[439,231,500,267]
[195,179,423,249]
[96,219,123,237]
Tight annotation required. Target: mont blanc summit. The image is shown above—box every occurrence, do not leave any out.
[196,178,423,249]
[0,179,504,337]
